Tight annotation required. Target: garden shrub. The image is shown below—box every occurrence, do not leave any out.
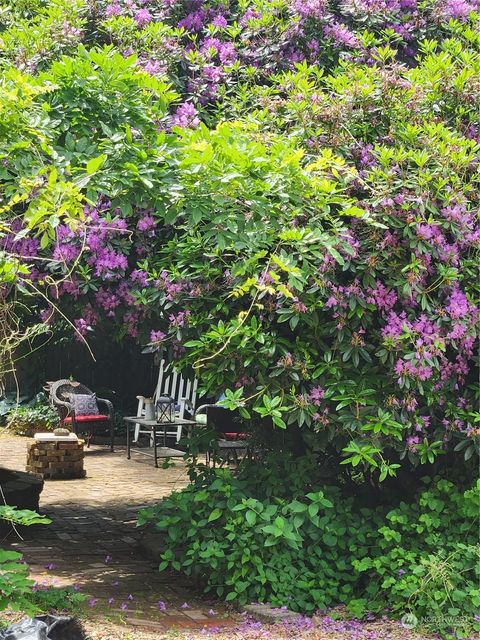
[138,469,480,638]
[1,28,477,483]
[6,402,59,437]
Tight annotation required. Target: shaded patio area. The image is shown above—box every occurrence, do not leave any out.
[0,435,236,634]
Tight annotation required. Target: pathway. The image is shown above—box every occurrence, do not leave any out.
[0,435,236,634]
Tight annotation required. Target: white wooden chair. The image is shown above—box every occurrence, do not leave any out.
[133,359,198,444]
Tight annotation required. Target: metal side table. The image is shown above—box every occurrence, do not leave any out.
[124,416,196,468]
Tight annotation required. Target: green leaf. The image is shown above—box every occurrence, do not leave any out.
[86,154,107,174]
[208,508,222,522]
[322,533,337,546]
[308,503,319,518]
[325,245,344,266]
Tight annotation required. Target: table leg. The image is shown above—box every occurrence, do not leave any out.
[153,424,158,468]
[163,424,167,447]
[126,421,130,459]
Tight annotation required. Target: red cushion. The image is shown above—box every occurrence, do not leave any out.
[63,414,109,424]
[223,432,248,441]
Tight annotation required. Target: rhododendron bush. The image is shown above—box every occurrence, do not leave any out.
[0,1,479,484]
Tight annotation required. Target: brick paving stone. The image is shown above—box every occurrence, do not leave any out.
[201,617,238,628]
[124,617,172,630]
[0,434,236,632]
[183,609,209,621]
[244,603,300,623]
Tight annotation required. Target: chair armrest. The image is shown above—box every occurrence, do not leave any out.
[180,398,194,412]
[194,403,218,417]
[52,398,74,417]
[96,398,113,418]
[194,404,224,426]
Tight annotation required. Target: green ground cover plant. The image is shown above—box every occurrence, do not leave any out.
[139,465,480,638]
[6,402,59,436]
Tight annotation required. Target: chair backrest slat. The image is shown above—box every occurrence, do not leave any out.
[153,359,165,402]
[177,376,185,402]
[191,378,198,405]
[168,369,178,398]
[151,360,198,412]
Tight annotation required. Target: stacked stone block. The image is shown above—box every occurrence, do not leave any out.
[26,438,86,479]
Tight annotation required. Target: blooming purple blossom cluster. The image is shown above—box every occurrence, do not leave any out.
[89,0,480,111]
[171,101,200,129]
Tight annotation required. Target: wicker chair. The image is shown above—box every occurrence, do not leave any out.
[49,380,114,451]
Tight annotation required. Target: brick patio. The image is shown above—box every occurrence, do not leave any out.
[0,434,236,633]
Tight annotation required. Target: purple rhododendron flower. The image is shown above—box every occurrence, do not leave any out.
[105,3,121,18]
[143,59,162,75]
[442,0,477,17]
[211,15,228,27]
[171,102,200,128]
[293,0,327,18]
[136,214,156,232]
[150,330,166,343]
[134,9,152,27]
[130,269,149,288]
[323,21,360,48]
[446,286,470,319]
[309,386,325,405]
[178,9,206,31]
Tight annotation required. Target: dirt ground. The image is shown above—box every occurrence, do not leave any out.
[1,609,438,640]
[81,617,437,640]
